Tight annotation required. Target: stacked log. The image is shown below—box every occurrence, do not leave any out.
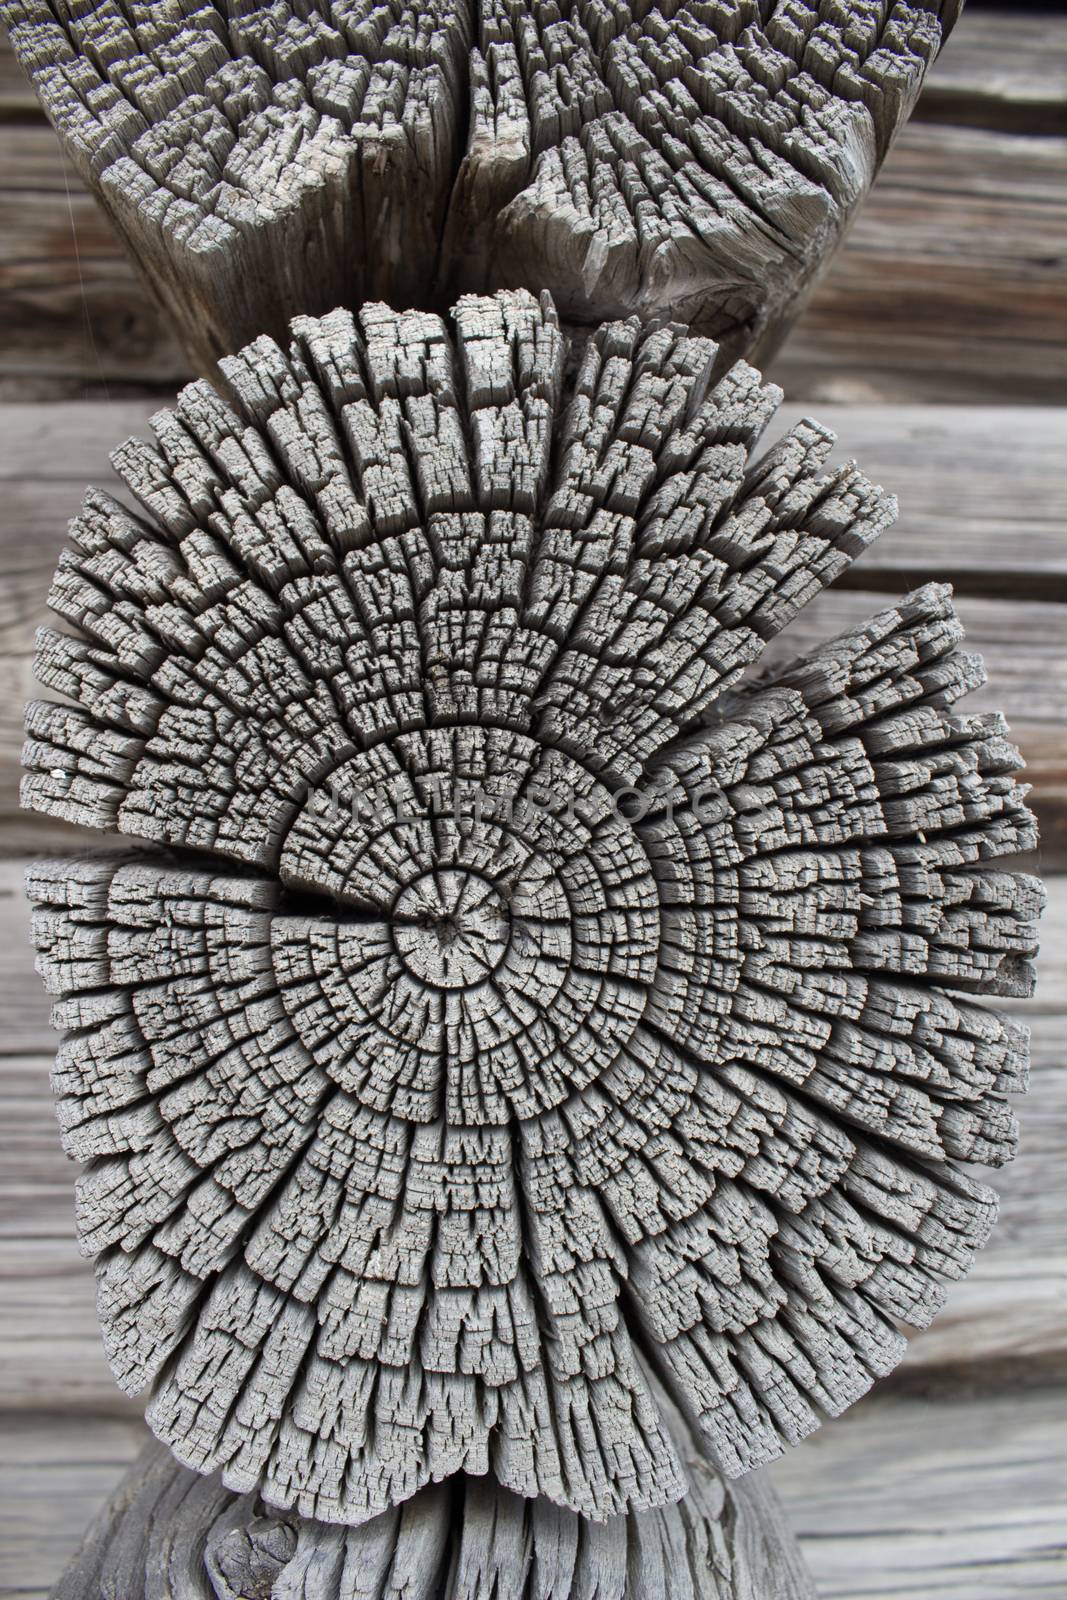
[23,290,1041,1592]
[4,1,961,370]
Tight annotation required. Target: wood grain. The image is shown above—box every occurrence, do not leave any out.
[3,402,1064,865]
[2,1376,1063,1599]
[771,1380,1067,1598]
[769,121,1067,405]
[0,126,187,401]
[2,18,1065,403]
[913,9,1067,134]
[48,1434,816,1600]
[20,295,1043,1531]
[3,0,960,376]
[0,1414,146,1599]
[0,11,1062,1597]
[785,405,1067,595]
[5,858,1062,1423]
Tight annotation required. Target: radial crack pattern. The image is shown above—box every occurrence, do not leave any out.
[4,0,960,368]
[24,289,1041,1528]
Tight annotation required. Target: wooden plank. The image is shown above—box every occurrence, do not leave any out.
[0,128,187,401]
[0,399,157,475]
[0,35,39,122]
[0,1414,145,1600]
[770,123,1067,405]
[771,1381,1067,1598]
[775,403,1067,594]
[914,10,1067,134]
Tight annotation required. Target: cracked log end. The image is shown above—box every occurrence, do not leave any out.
[23,290,1041,1534]
[4,0,961,371]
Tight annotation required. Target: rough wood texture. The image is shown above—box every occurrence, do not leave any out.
[5,401,1067,861]
[770,119,1067,406]
[772,1379,1067,1598]
[5,1381,1063,1600]
[910,8,1067,134]
[6,864,1064,1421]
[3,0,959,374]
[5,16,1065,406]
[20,291,1042,1536]
[50,1418,816,1600]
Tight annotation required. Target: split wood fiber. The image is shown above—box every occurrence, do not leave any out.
[51,1422,817,1600]
[3,0,961,371]
[23,291,1042,1534]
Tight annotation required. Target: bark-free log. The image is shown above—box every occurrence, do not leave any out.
[23,291,1042,1537]
[53,1417,817,1600]
[3,0,961,372]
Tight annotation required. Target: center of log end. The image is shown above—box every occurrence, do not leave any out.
[392,868,512,989]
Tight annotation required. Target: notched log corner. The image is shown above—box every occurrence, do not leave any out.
[3,1,961,372]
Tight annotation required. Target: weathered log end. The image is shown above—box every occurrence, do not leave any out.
[4,1,962,371]
[23,291,1042,1546]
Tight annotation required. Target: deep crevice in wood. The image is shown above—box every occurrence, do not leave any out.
[3,0,961,373]
[50,1430,818,1600]
[836,564,1067,606]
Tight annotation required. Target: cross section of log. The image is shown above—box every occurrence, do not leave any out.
[23,290,1041,1531]
[3,0,961,371]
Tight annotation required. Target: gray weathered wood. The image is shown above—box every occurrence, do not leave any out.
[770,120,1067,405]
[5,863,1062,1403]
[0,12,1062,1600]
[18,293,1043,1540]
[49,1411,816,1600]
[5,1379,1065,1600]
[4,399,1065,592]
[771,1380,1067,1597]
[4,12,1052,136]
[6,75,1067,404]
[0,1414,148,1598]
[5,403,1066,863]
[3,0,960,373]
[912,9,1067,134]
